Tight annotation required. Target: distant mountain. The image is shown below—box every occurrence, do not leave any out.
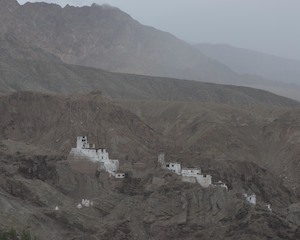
[0,33,62,62]
[195,43,300,84]
[0,57,298,107]
[0,0,243,84]
[1,1,299,101]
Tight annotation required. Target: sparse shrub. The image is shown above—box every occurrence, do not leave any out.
[0,232,8,240]
[8,227,17,240]
[0,228,37,240]
[21,229,32,240]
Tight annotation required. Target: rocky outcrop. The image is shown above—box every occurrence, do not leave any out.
[18,155,59,183]
[288,203,300,226]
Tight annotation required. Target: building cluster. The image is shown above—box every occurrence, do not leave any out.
[158,153,218,188]
[77,199,94,209]
[66,136,265,208]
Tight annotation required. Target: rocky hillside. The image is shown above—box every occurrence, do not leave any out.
[0,91,162,160]
[0,0,241,84]
[0,33,62,62]
[0,93,299,239]
[121,100,300,196]
[0,57,299,107]
[0,147,299,239]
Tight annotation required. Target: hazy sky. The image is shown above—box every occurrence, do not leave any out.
[17,0,300,60]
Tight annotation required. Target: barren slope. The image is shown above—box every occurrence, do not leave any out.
[0,91,161,160]
[121,100,300,194]
[0,57,299,107]
[0,0,241,84]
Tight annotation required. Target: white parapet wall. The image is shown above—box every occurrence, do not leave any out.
[181,168,201,176]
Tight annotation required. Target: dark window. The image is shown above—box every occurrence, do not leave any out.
[172,164,174,167]
[166,164,169,167]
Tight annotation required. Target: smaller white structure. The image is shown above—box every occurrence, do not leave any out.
[55,206,59,211]
[77,203,83,209]
[165,162,182,175]
[158,154,212,187]
[181,167,212,187]
[158,153,181,175]
[266,203,272,212]
[82,199,91,207]
[214,180,228,190]
[115,173,126,178]
[243,193,256,205]
[158,153,165,165]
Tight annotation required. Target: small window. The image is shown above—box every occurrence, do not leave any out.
[172,164,174,167]
[166,164,169,167]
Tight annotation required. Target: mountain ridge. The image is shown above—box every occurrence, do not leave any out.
[0,0,274,85]
[195,43,300,84]
[0,57,299,107]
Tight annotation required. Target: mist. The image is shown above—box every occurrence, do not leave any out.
[17,0,300,60]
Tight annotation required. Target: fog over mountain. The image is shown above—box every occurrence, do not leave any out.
[17,0,300,61]
[195,43,300,85]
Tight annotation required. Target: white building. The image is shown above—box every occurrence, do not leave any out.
[181,168,212,187]
[243,193,256,205]
[158,153,181,175]
[165,162,182,175]
[158,154,212,187]
[69,136,120,176]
